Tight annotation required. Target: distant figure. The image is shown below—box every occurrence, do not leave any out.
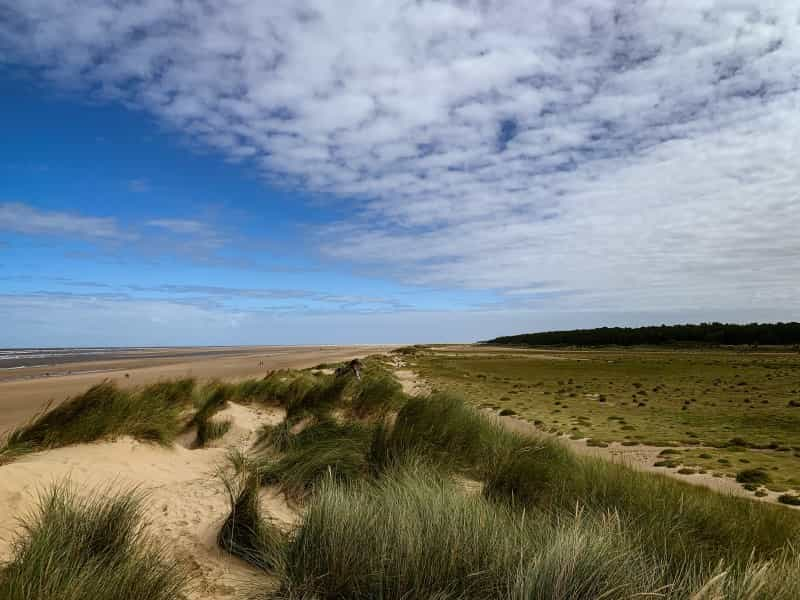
[335,358,363,381]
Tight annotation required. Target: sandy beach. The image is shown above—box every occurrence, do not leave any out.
[0,345,394,435]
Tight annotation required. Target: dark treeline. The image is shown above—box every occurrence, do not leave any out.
[484,322,800,347]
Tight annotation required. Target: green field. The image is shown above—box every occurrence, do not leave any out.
[410,346,800,493]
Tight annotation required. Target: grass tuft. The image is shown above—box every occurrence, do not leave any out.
[349,370,404,417]
[257,419,373,499]
[276,465,696,599]
[1,379,195,461]
[217,468,285,572]
[0,483,187,600]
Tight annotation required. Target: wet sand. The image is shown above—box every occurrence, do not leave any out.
[0,345,394,435]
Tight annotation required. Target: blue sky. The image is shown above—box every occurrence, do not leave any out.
[1,1,798,346]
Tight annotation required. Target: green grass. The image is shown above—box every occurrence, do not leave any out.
[349,370,404,417]
[273,464,800,600]
[218,464,285,572]
[0,483,187,600]
[382,393,515,476]
[257,419,374,499]
[372,393,800,566]
[1,379,195,462]
[411,346,800,491]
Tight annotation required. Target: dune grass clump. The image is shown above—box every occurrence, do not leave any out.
[484,438,577,507]
[276,465,688,600]
[284,374,350,421]
[0,484,187,600]
[1,379,195,461]
[191,382,234,448]
[486,442,800,566]
[382,393,514,475]
[257,419,373,500]
[218,467,285,572]
[349,370,404,417]
[195,418,232,448]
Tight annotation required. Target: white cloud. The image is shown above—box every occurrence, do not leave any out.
[0,202,131,240]
[2,1,800,313]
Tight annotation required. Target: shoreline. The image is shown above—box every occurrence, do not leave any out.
[0,345,396,435]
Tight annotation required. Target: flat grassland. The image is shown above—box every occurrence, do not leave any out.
[411,345,800,494]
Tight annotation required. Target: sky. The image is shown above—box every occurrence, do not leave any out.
[1,1,798,347]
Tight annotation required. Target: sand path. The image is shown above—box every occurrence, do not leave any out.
[0,402,296,600]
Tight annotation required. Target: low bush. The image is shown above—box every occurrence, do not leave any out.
[0,483,187,600]
[778,494,800,506]
[736,468,771,485]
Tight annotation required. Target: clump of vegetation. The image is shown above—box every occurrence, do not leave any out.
[1,379,195,462]
[349,370,404,417]
[736,468,771,485]
[381,393,513,475]
[284,374,350,421]
[217,465,285,571]
[255,420,293,452]
[0,483,187,600]
[778,494,800,506]
[257,420,373,499]
[276,466,678,600]
[195,418,232,448]
[191,382,232,448]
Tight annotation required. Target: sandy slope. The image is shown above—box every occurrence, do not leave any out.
[0,402,295,600]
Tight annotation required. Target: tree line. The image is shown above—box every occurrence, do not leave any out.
[484,322,800,347]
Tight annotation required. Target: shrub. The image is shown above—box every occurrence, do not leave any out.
[778,494,800,506]
[0,483,187,600]
[736,468,771,485]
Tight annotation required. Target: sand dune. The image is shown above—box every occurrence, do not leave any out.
[0,401,294,600]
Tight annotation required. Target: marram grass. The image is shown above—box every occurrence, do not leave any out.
[0,483,187,600]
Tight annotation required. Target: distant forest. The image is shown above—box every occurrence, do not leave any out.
[484,322,800,347]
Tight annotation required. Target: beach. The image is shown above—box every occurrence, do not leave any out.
[0,345,394,435]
